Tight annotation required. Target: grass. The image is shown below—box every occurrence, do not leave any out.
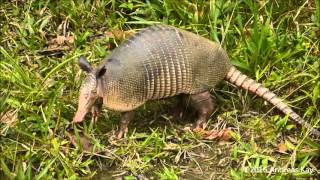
[0,0,319,179]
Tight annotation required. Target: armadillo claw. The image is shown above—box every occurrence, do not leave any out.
[114,111,134,139]
[115,127,128,139]
[192,119,207,130]
[91,106,101,123]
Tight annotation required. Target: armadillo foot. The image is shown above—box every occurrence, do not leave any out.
[193,118,207,130]
[91,106,101,123]
[115,128,127,139]
[115,111,134,139]
[91,98,103,123]
[170,105,185,120]
[169,94,191,121]
[189,91,215,130]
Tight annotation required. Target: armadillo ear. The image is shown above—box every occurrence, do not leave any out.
[78,56,92,73]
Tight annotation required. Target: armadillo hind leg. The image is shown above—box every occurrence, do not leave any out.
[116,111,135,139]
[188,91,215,129]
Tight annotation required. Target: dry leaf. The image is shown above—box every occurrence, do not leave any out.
[190,127,232,141]
[203,128,232,141]
[193,127,206,134]
[104,29,135,41]
[40,45,71,56]
[0,109,18,127]
[49,35,75,46]
[67,36,75,43]
[66,132,94,152]
[55,35,66,45]
[276,142,287,154]
[163,143,180,151]
[104,31,113,38]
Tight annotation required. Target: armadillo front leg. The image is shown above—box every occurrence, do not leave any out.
[170,95,187,120]
[189,91,215,129]
[116,111,135,139]
[91,98,103,123]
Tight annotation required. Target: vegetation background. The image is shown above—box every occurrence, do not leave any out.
[0,0,319,179]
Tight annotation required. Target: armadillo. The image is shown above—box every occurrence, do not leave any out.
[73,25,319,138]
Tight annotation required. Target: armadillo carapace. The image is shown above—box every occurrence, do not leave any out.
[73,25,319,138]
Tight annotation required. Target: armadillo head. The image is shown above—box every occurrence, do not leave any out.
[73,56,98,123]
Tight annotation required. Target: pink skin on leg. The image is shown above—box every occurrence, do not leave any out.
[116,111,134,139]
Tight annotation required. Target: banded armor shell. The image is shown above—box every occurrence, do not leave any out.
[96,25,232,111]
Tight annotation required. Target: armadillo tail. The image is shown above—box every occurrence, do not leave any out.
[225,66,320,136]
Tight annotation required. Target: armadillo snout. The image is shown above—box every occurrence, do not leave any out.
[73,109,87,123]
